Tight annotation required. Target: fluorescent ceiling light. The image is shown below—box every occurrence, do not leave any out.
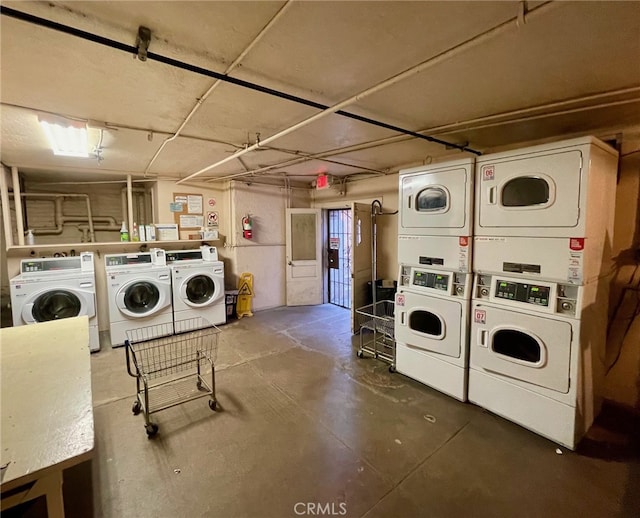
[39,117,89,158]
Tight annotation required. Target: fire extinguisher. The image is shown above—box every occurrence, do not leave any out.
[242,215,253,239]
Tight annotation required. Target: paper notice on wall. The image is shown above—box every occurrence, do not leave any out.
[180,215,204,228]
[187,195,203,214]
[174,195,188,204]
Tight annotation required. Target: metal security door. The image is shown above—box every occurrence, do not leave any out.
[328,209,352,308]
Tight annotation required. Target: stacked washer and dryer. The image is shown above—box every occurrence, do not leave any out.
[395,158,475,402]
[469,136,618,449]
[9,252,100,351]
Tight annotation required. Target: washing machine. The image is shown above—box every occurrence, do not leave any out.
[105,249,173,347]
[468,273,608,450]
[9,252,100,351]
[394,265,472,401]
[398,157,475,272]
[166,246,225,327]
[473,136,618,284]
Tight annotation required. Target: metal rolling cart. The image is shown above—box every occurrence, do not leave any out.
[125,317,220,437]
[356,299,396,371]
[355,200,398,372]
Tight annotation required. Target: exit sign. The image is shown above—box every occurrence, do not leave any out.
[316,174,330,190]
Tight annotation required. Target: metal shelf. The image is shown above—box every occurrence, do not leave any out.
[6,239,212,257]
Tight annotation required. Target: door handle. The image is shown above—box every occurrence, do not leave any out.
[400,312,405,325]
[478,329,488,348]
[407,195,412,209]
[488,187,497,205]
[288,261,293,266]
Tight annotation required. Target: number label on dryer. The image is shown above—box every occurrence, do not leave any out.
[396,294,405,307]
[474,309,486,324]
[482,165,495,181]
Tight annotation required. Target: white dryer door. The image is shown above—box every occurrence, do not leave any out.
[21,287,96,324]
[395,290,463,359]
[470,303,572,393]
[116,278,170,318]
[400,166,471,235]
[476,150,582,231]
[179,272,224,308]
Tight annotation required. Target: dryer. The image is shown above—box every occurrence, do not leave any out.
[105,249,172,347]
[166,246,225,327]
[10,252,100,351]
[468,273,607,450]
[395,265,472,401]
[473,136,618,284]
[398,157,475,272]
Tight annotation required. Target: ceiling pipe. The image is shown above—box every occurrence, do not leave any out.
[207,86,640,182]
[143,0,294,177]
[176,0,558,184]
[0,4,481,162]
[0,166,14,247]
[11,166,25,245]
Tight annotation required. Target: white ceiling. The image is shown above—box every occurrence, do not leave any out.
[1,1,639,186]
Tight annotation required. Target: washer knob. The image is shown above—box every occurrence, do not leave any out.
[561,301,573,311]
[456,285,464,294]
[480,288,490,297]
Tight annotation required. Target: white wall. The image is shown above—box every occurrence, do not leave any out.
[224,181,311,310]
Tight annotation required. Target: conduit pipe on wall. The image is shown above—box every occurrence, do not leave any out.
[126,175,134,240]
[143,0,294,176]
[176,0,559,184]
[0,166,13,247]
[20,193,97,241]
[77,223,120,242]
[11,166,25,245]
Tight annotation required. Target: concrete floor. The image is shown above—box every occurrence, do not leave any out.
[79,305,639,516]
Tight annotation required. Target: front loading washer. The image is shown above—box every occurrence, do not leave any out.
[468,273,607,450]
[105,249,173,347]
[10,252,100,351]
[166,246,225,327]
[394,265,472,401]
[398,157,474,272]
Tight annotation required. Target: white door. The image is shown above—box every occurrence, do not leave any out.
[399,159,474,236]
[470,303,572,393]
[286,208,322,306]
[350,202,372,333]
[476,150,582,230]
[395,289,463,358]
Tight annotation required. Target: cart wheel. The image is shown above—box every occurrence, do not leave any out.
[145,423,158,437]
[389,365,396,373]
[196,380,203,390]
[357,350,364,359]
[208,399,217,411]
[132,400,141,415]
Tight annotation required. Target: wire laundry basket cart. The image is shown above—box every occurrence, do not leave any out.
[125,317,220,437]
[355,300,396,372]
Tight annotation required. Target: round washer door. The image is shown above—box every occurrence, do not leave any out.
[180,272,223,308]
[22,288,95,324]
[116,278,170,318]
